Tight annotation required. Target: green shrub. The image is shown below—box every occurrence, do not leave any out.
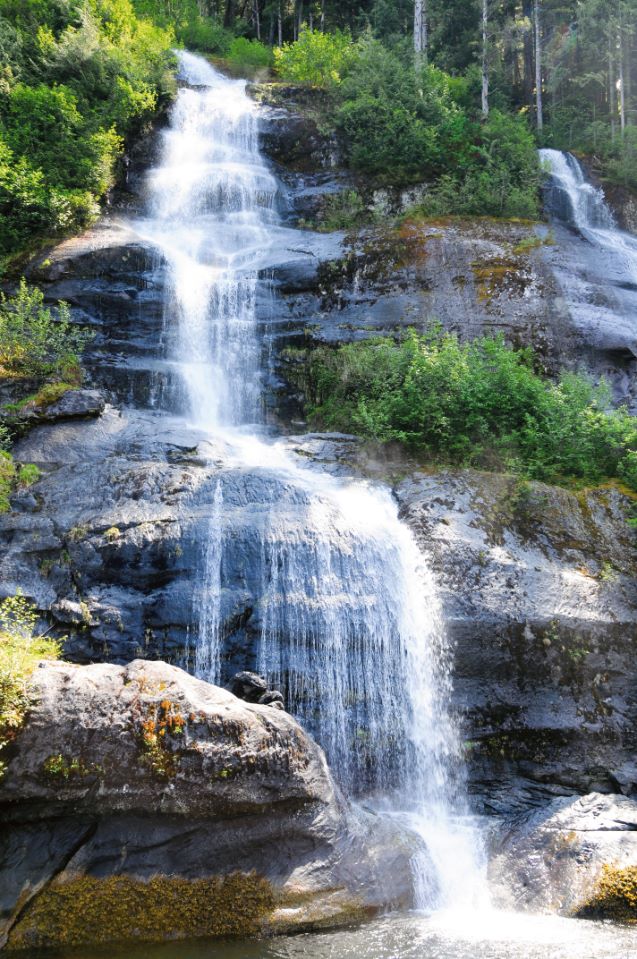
[0,590,60,776]
[0,0,174,261]
[299,330,637,490]
[335,39,466,182]
[274,28,354,86]
[418,112,540,219]
[177,17,231,53]
[226,37,272,72]
[0,279,92,377]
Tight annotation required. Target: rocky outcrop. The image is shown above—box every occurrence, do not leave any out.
[0,659,414,950]
[489,792,637,919]
[396,467,637,809]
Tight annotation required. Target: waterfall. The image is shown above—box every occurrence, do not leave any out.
[540,148,637,285]
[135,50,485,911]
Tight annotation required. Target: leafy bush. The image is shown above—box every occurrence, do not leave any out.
[335,39,468,183]
[299,330,637,490]
[227,36,272,72]
[0,0,174,262]
[0,590,60,776]
[418,111,540,219]
[177,16,231,53]
[0,279,92,378]
[275,28,354,86]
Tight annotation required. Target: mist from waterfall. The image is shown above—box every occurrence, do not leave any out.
[136,49,486,912]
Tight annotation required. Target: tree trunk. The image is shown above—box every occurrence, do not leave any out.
[321,0,325,31]
[254,0,261,40]
[618,16,626,133]
[278,0,283,45]
[481,0,489,116]
[534,0,543,131]
[609,32,616,139]
[414,0,427,64]
[224,0,235,28]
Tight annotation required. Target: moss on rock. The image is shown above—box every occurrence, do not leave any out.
[576,865,637,924]
[7,873,276,950]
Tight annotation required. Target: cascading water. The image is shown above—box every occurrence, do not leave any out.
[136,50,485,911]
[540,148,637,285]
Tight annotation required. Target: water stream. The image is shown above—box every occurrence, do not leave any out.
[540,148,637,288]
[132,50,485,912]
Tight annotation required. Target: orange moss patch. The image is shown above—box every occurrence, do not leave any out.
[576,864,637,924]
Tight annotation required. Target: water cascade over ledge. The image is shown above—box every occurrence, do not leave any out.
[133,50,486,912]
[540,148,637,288]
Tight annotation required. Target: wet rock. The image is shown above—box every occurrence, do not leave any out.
[258,689,285,707]
[489,792,637,916]
[396,468,637,809]
[0,659,415,948]
[226,670,268,702]
[4,389,106,429]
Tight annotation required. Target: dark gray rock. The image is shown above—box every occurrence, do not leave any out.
[396,468,637,809]
[226,670,268,702]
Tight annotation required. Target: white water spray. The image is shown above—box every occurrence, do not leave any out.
[540,148,637,285]
[137,50,486,911]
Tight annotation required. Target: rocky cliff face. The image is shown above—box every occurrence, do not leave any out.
[0,659,413,950]
[0,80,636,930]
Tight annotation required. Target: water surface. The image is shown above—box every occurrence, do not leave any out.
[20,911,636,959]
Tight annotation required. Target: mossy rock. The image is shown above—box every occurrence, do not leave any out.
[6,873,276,950]
[576,865,637,924]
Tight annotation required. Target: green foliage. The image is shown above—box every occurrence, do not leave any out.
[316,189,370,231]
[301,330,637,489]
[0,0,174,261]
[335,39,468,183]
[417,112,541,219]
[0,589,61,776]
[227,36,272,71]
[269,33,539,213]
[275,28,354,86]
[0,279,92,377]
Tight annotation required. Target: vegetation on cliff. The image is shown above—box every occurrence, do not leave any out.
[0,280,92,508]
[0,591,60,777]
[0,0,175,265]
[293,330,637,492]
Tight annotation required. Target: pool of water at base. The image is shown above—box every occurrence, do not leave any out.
[19,909,636,959]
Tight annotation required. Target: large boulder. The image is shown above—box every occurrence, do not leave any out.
[0,659,414,950]
[489,792,637,919]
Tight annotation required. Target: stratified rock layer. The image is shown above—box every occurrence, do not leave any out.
[0,659,413,950]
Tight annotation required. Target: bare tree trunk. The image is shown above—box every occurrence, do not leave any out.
[321,0,325,31]
[534,0,543,131]
[253,0,261,40]
[278,0,283,45]
[309,8,313,29]
[618,15,626,133]
[481,0,489,116]
[414,0,427,66]
[609,32,616,139]
[414,0,427,64]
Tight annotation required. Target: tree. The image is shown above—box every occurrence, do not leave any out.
[481,0,489,116]
[534,0,543,130]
